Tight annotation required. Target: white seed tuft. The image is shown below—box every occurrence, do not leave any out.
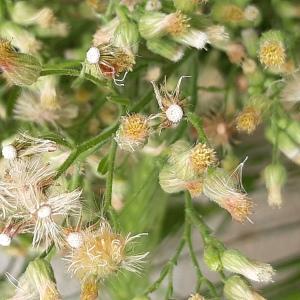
[66,232,83,249]
[166,104,184,123]
[86,47,101,64]
[37,205,52,219]
[2,145,17,160]
[0,233,11,246]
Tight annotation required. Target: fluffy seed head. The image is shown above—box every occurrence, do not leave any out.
[86,47,101,64]
[0,233,12,246]
[65,220,147,282]
[189,143,217,173]
[2,144,17,160]
[236,107,261,134]
[115,114,150,152]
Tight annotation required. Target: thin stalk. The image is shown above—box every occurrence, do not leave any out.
[187,112,208,143]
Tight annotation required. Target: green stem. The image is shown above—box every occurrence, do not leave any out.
[55,123,118,179]
[186,112,208,143]
[191,53,199,110]
[104,140,118,219]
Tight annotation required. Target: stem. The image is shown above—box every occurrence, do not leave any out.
[186,112,208,143]
[55,123,118,179]
[190,53,199,110]
[104,140,118,220]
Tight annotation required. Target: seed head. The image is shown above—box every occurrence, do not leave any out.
[86,47,101,64]
[65,220,147,282]
[115,114,150,152]
[190,143,217,174]
[66,231,84,249]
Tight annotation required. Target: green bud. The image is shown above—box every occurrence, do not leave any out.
[241,29,258,58]
[224,275,266,300]
[173,0,198,14]
[263,163,286,207]
[0,39,41,86]
[113,12,139,54]
[146,38,185,62]
[204,243,223,271]
[139,12,168,39]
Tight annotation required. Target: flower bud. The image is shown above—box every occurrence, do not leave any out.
[221,249,275,282]
[224,275,266,300]
[146,38,184,62]
[263,163,286,208]
[139,12,189,40]
[244,5,261,24]
[113,17,140,54]
[212,3,245,26]
[115,114,151,152]
[145,0,162,11]
[236,106,261,134]
[204,243,223,271]
[203,167,253,222]
[258,30,286,69]
[0,39,41,86]
[281,74,300,103]
[11,258,61,299]
[172,29,209,50]
[173,0,199,13]
[241,29,259,58]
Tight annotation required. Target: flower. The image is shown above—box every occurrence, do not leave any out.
[84,44,135,86]
[139,11,189,40]
[146,38,184,62]
[65,220,148,291]
[151,76,188,128]
[281,74,300,103]
[259,30,286,68]
[172,29,209,50]
[224,275,267,300]
[0,39,41,86]
[263,163,286,208]
[189,143,217,174]
[221,249,275,282]
[236,107,261,134]
[203,163,253,222]
[115,114,151,152]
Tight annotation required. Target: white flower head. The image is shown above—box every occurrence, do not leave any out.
[222,249,275,282]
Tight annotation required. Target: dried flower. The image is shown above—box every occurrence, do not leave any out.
[87,0,109,13]
[221,249,275,282]
[151,76,188,128]
[263,163,286,208]
[2,133,57,160]
[145,0,162,11]
[14,90,78,127]
[206,25,230,46]
[173,29,209,50]
[259,30,286,68]
[224,275,267,300]
[146,38,184,62]
[115,114,150,152]
[65,220,147,283]
[212,3,245,25]
[189,143,217,174]
[244,5,261,23]
[84,44,135,86]
[0,39,41,86]
[203,163,253,222]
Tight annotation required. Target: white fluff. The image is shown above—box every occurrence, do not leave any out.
[86,47,100,64]
[2,145,17,160]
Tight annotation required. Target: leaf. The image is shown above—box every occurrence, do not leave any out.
[97,154,109,175]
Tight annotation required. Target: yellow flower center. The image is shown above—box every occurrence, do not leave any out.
[190,143,217,173]
[259,41,286,67]
[236,107,260,134]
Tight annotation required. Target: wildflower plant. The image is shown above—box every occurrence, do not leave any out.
[0,0,299,299]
